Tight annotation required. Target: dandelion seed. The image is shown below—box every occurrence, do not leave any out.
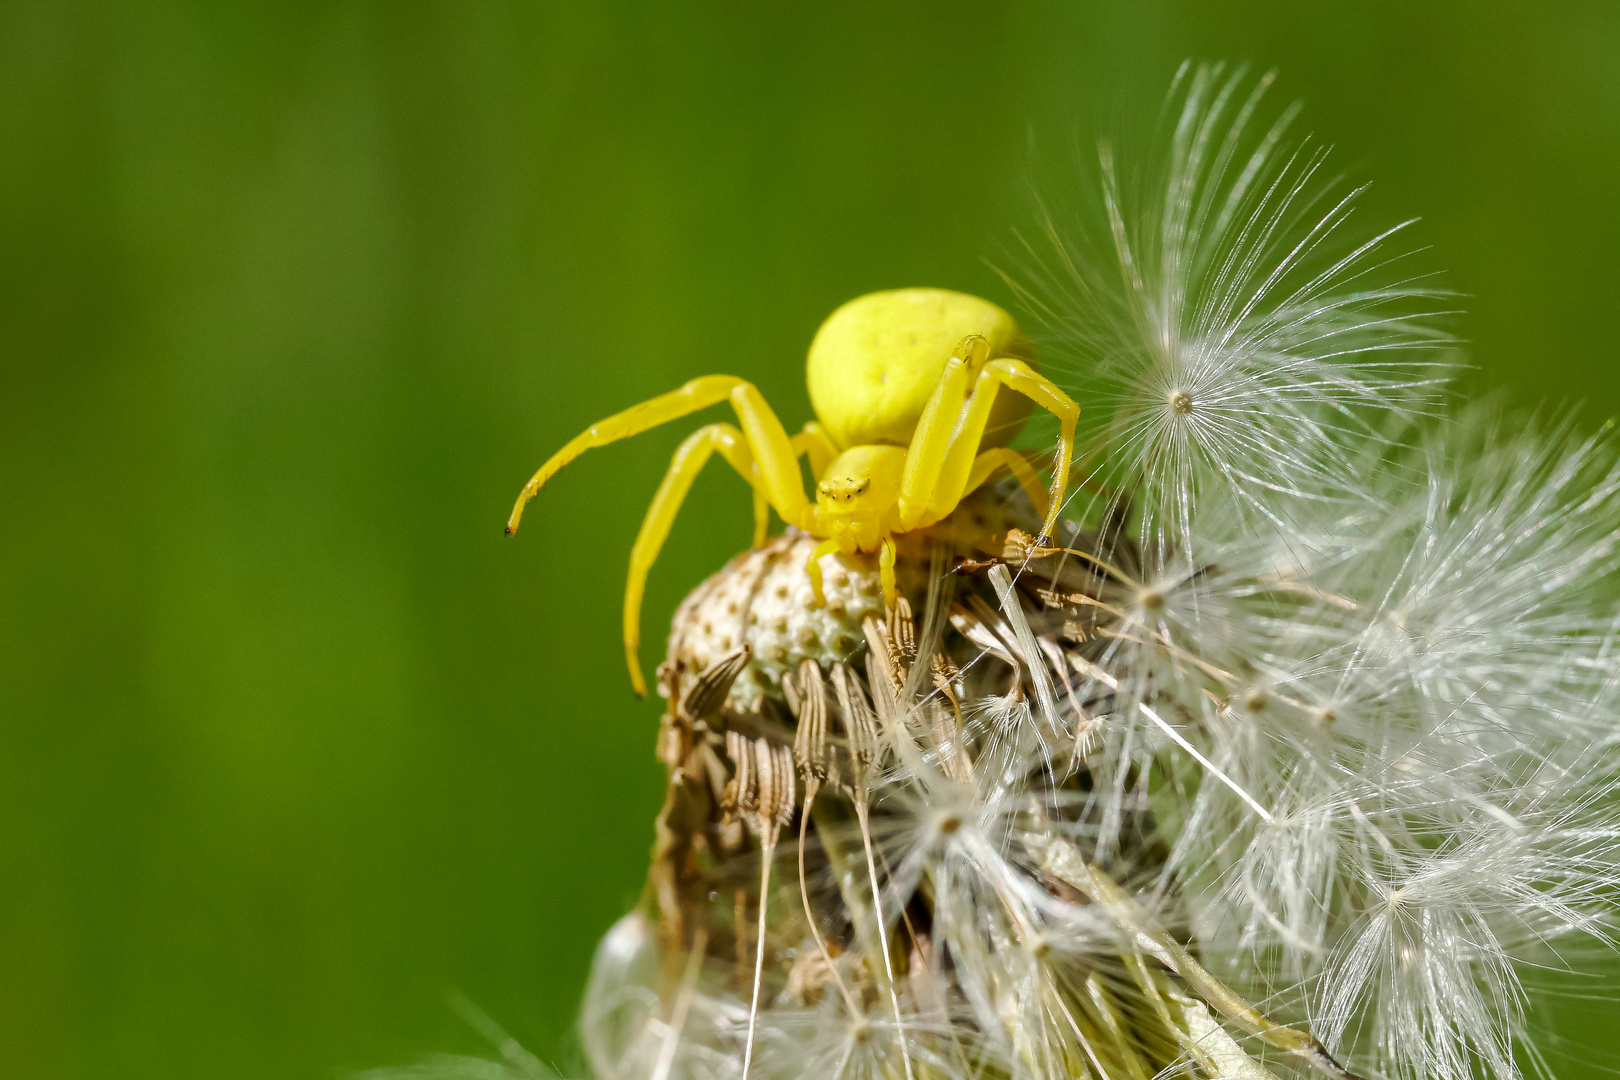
[1007,62,1457,563]
[785,660,862,1019]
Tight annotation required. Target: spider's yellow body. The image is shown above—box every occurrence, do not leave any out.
[507,288,1079,694]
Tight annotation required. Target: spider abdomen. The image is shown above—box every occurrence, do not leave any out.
[805,288,1036,450]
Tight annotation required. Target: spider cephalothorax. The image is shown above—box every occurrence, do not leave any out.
[506,288,1079,693]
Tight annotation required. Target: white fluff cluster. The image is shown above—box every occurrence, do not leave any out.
[376,63,1620,1080]
[1010,64,1456,562]
[1000,63,1620,1080]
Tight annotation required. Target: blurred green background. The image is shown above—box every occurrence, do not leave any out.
[2,2,1617,1077]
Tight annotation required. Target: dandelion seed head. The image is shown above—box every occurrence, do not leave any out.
[419,63,1620,1080]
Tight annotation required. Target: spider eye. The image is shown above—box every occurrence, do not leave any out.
[818,476,870,503]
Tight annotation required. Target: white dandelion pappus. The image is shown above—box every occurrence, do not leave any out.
[1007,62,1456,561]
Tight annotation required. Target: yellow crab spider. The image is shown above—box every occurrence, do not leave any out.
[506,288,1080,695]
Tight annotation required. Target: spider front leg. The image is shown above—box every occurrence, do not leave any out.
[804,538,841,607]
[805,535,896,609]
[507,373,816,693]
[728,384,817,531]
[742,423,835,550]
[896,335,986,530]
[508,375,740,535]
[919,359,1079,541]
[506,375,815,535]
[623,423,761,696]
